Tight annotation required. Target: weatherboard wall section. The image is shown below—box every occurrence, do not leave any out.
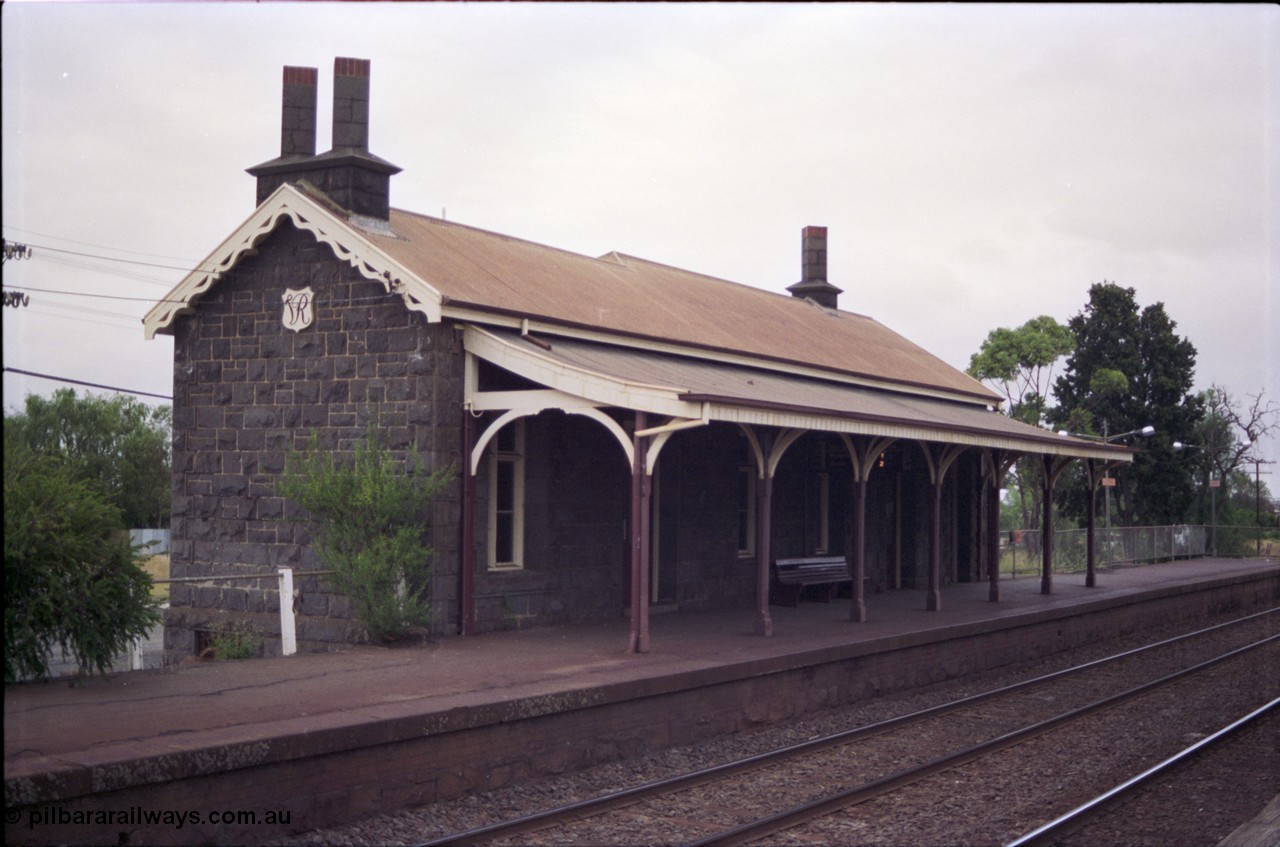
[164,220,464,659]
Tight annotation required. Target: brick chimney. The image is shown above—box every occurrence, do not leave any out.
[248,57,401,221]
[786,226,842,309]
[280,66,318,157]
[331,57,370,150]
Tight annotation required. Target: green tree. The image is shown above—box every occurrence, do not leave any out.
[6,389,171,528]
[1050,282,1202,526]
[5,441,161,681]
[278,428,453,642]
[1224,469,1278,530]
[968,314,1075,530]
[968,314,1075,425]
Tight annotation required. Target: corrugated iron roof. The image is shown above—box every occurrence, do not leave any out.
[369,209,998,404]
[143,185,1123,460]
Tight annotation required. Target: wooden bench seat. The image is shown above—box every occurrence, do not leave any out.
[769,556,850,606]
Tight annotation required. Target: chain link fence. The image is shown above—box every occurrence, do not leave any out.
[1003,524,1274,578]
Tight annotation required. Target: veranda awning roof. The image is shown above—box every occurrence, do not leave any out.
[464,326,1131,463]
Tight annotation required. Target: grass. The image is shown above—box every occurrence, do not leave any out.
[140,553,170,602]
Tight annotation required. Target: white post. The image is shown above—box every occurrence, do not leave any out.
[131,637,144,671]
[278,567,297,657]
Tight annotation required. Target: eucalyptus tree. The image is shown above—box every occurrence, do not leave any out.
[968,314,1075,530]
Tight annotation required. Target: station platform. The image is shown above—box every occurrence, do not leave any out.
[5,557,1278,845]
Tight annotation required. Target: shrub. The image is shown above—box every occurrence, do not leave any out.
[210,620,260,660]
[5,446,161,681]
[278,428,453,642]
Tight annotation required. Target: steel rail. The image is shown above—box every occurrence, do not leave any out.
[414,609,1277,847]
[681,634,1278,847]
[1003,696,1280,847]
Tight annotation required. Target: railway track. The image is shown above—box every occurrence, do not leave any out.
[1005,697,1279,847]
[416,608,1279,847]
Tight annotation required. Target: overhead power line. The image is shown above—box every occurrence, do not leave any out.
[4,282,398,308]
[33,252,183,287]
[4,284,189,304]
[1,226,200,264]
[9,241,206,273]
[3,367,172,401]
[18,303,146,332]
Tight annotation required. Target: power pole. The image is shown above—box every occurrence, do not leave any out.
[1240,457,1275,556]
[2,239,34,263]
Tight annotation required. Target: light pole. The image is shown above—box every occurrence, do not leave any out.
[1174,439,1222,556]
[1099,425,1155,540]
[1078,425,1156,559]
[1055,424,1154,571]
[1176,436,1271,557]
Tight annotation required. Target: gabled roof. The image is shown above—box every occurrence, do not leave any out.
[145,184,1131,461]
[145,184,996,406]
[143,184,442,336]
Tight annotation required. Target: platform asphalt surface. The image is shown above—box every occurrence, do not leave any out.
[7,556,1277,792]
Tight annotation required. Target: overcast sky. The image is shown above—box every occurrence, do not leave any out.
[3,3,1277,464]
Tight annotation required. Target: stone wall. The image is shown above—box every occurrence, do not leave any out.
[471,412,633,631]
[159,219,988,657]
[659,425,759,610]
[164,219,464,660]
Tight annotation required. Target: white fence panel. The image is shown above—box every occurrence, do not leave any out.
[129,528,171,554]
